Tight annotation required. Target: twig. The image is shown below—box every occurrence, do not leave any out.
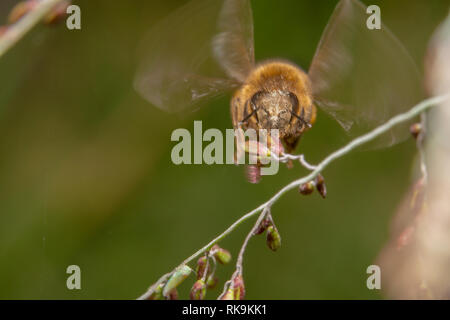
[235,207,269,272]
[278,153,317,170]
[0,0,64,59]
[217,207,270,299]
[137,94,450,300]
[417,113,428,183]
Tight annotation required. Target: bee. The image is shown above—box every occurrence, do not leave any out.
[230,60,316,154]
[135,0,421,179]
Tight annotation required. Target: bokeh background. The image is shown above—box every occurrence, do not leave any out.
[0,0,448,299]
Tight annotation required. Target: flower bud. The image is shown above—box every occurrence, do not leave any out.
[195,256,207,279]
[233,275,246,300]
[162,265,192,297]
[253,218,271,235]
[409,123,422,139]
[220,288,235,300]
[148,283,164,300]
[206,275,218,289]
[190,279,206,300]
[246,165,261,184]
[211,245,231,264]
[315,174,327,199]
[167,288,178,300]
[299,181,314,195]
[266,225,281,251]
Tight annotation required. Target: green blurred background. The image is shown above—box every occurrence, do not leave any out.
[0,0,448,299]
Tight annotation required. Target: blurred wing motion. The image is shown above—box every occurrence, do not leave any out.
[309,0,423,147]
[134,0,255,113]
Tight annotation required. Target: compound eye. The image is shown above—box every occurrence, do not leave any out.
[288,92,300,122]
[242,91,265,124]
[288,92,310,128]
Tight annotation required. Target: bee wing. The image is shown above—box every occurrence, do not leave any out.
[134,0,255,113]
[309,0,423,148]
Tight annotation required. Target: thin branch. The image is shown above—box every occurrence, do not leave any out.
[236,207,269,272]
[216,207,270,299]
[417,112,428,183]
[0,0,64,59]
[137,94,450,300]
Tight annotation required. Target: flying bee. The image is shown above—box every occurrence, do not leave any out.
[135,0,422,180]
[230,60,316,154]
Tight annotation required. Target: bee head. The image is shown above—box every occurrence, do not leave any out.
[242,90,306,133]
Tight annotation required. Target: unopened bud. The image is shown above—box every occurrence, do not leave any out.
[167,288,178,300]
[299,181,314,195]
[195,256,207,279]
[315,174,327,199]
[148,283,164,300]
[220,288,235,300]
[266,225,281,251]
[206,275,218,289]
[163,265,192,297]
[246,165,261,184]
[8,1,37,24]
[233,275,246,300]
[211,245,231,264]
[253,218,271,235]
[409,123,422,139]
[190,279,206,300]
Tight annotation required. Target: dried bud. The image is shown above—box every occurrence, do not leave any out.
[190,279,206,300]
[299,181,315,195]
[8,1,37,24]
[167,288,178,300]
[266,225,281,251]
[206,275,218,289]
[148,283,164,300]
[195,256,207,279]
[44,1,71,25]
[409,123,422,139]
[253,218,271,235]
[246,165,261,184]
[220,288,235,300]
[211,245,231,264]
[162,265,192,297]
[315,174,327,199]
[233,275,246,300]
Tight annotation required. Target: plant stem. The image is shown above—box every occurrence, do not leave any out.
[137,94,450,300]
[0,0,64,59]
